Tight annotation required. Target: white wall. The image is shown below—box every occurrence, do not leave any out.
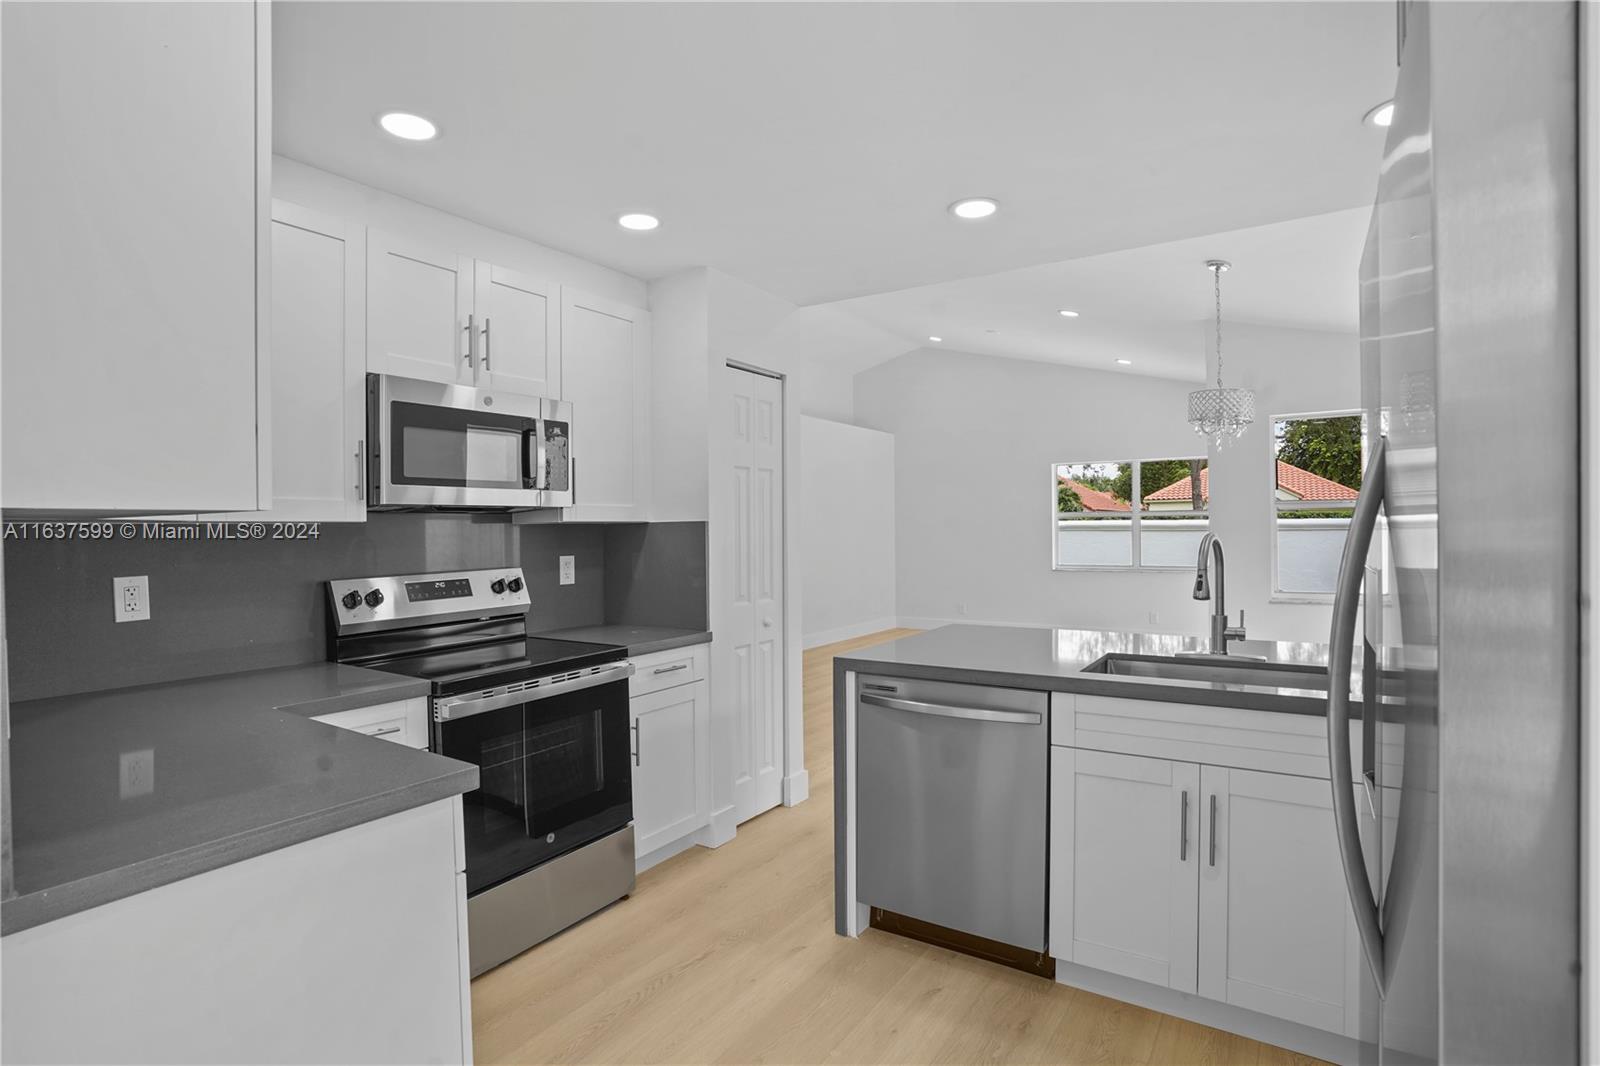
[647,269,710,521]
[855,323,1359,644]
[800,417,895,647]
[273,156,647,309]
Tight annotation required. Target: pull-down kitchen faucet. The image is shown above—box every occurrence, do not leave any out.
[1193,532,1246,655]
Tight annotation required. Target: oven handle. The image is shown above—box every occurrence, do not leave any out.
[433,661,634,722]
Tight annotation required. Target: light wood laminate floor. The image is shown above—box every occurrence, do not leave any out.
[472,629,1325,1065]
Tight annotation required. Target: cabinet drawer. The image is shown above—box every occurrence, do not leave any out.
[312,697,429,749]
[629,645,708,697]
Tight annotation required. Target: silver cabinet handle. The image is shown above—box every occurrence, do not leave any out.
[463,314,475,367]
[354,440,365,502]
[631,721,641,766]
[1209,795,1218,867]
[859,692,1041,725]
[1179,789,1189,861]
[482,317,492,371]
[367,725,402,737]
[653,663,689,675]
[1326,435,1388,997]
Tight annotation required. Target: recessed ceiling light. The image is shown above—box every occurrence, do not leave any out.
[1058,309,1080,318]
[617,213,660,232]
[949,198,999,220]
[1115,359,1133,366]
[928,336,943,343]
[378,112,438,141]
[1363,100,1395,128]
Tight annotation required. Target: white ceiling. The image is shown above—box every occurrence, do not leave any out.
[832,205,1373,382]
[273,2,1396,307]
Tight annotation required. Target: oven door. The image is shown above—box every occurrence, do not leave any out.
[435,666,634,896]
[370,373,545,508]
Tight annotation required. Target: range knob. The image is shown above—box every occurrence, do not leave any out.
[340,590,363,611]
[364,589,385,609]
[490,578,507,595]
[507,576,524,593]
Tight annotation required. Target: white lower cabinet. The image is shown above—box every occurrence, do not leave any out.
[1049,747,1198,992]
[1049,692,1367,1049]
[628,646,711,866]
[1198,765,1361,1035]
[311,697,429,750]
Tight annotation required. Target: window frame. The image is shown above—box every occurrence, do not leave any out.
[1267,408,1364,603]
[1051,457,1210,573]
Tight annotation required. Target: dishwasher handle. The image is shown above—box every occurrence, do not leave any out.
[860,692,1042,725]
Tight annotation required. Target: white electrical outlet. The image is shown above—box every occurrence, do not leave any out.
[113,575,150,623]
[120,749,154,799]
[559,555,576,586]
[1148,610,1160,625]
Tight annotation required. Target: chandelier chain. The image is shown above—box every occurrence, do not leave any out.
[1213,262,1223,389]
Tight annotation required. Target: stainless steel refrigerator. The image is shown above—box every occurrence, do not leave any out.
[1329,3,1581,1063]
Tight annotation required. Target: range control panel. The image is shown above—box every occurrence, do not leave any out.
[328,567,530,632]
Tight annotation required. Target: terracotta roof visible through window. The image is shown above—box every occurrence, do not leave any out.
[1058,477,1131,513]
[1142,462,1358,504]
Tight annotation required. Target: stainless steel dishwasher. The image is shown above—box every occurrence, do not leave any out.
[856,674,1048,951]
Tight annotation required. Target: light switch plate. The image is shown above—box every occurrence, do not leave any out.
[559,556,576,586]
[114,575,150,622]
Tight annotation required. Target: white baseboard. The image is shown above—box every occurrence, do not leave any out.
[803,617,901,650]
[635,831,701,874]
[782,769,810,807]
[1054,960,1362,1066]
[696,804,738,849]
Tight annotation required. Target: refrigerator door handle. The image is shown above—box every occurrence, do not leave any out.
[1327,435,1388,998]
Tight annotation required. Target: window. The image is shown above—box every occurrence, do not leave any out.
[1053,457,1209,570]
[1272,413,1363,595]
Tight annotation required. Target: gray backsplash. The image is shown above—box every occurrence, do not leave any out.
[3,516,706,702]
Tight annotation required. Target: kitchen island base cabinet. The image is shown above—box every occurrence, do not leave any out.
[0,798,472,1065]
[1198,766,1363,1037]
[1049,747,1198,993]
[1048,692,1372,1062]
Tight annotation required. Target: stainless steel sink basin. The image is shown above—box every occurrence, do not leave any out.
[1081,653,1330,692]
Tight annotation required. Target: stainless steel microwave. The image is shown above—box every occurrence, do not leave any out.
[366,373,573,510]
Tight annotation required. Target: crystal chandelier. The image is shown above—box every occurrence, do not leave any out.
[1187,259,1255,446]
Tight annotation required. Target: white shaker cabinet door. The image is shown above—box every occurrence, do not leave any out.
[1197,765,1359,1035]
[209,202,365,522]
[2,0,265,512]
[473,261,559,398]
[556,289,651,521]
[1050,747,1199,992]
[629,682,710,858]
[367,229,474,386]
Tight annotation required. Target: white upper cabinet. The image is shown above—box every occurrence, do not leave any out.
[473,262,559,397]
[209,202,365,523]
[1050,746,1200,992]
[2,0,269,513]
[366,229,474,386]
[520,289,652,523]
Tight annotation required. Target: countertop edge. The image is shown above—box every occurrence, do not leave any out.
[1,761,479,937]
[273,675,434,718]
[831,656,1328,716]
[532,626,712,657]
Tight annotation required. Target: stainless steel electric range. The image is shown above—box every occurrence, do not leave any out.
[327,567,635,976]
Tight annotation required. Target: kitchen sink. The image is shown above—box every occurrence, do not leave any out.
[1081,653,1331,692]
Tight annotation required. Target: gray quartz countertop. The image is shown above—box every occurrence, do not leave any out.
[535,624,711,657]
[1,663,475,936]
[835,625,1345,715]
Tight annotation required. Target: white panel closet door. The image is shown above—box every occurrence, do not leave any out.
[727,367,785,824]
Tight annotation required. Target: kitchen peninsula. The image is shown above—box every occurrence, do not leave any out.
[833,625,1378,1066]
